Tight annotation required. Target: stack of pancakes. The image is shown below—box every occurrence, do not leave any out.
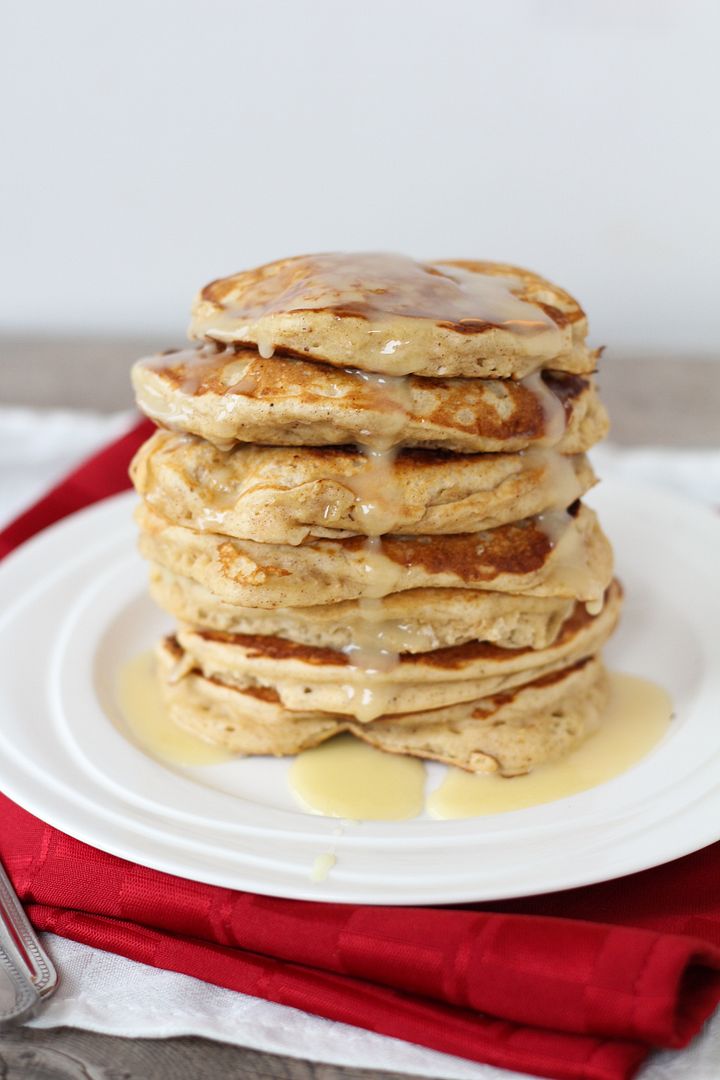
[130,253,619,776]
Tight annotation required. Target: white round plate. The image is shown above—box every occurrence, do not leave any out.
[0,483,719,905]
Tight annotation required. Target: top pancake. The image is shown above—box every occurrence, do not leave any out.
[189,253,596,379]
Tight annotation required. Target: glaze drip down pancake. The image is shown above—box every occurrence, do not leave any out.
[189,253,596,379]
[131,429,597,543]
[136,501,613,609]
[131,347,608,453]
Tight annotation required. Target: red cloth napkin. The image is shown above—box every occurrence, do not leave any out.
[1,416,719,1080]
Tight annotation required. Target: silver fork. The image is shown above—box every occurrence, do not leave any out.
[0,857,57,1027]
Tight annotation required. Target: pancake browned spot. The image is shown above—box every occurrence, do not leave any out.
[220,682,281,703]
[196,630,348,667]
[379,522,552,581]
[163,634,183,660]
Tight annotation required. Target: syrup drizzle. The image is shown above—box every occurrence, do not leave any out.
[195,254,566,355]
[338,372,414,722]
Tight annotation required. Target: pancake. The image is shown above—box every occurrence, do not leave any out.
[131,429,596,543]
[149,564,576,652]
[157,638,608,775]
[157,637,341,755]
[131,347,609,453]
[173,581,621,720]
[357,656,609,775]
[189,253,597,379]
[136,501,613,609]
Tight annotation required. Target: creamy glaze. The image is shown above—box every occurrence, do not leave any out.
[142,345,225,394]
[116,650,232,766]
[333,371,417,720]
[310,853,337,882]
[341,532,406,721]
[117,657,671,822]
[289,734,426,820]
[331,374,585,716]
[536,506,605,614]
[522,447,588,510]
[520,371,567,445]
[427,673,672,818]
[196,254,564,351]
[338,448,404,535]
[290,673,672,821]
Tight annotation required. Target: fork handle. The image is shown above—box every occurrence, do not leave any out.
[0,935,39,1028]
[0,858,57,1027]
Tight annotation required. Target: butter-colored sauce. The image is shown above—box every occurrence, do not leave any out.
[117,656,672,823]
[427,672,672,819]
[195,253,564,365]
[310,853,337,882]
[537,506,605,614]
[520,371,566,445]
[338,371,415,721]
[116,650,232,766]
[289,734,426,820]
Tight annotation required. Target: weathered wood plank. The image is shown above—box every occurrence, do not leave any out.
[0,1026,426,1080]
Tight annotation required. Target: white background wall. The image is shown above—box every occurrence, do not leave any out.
[2,0,719,349]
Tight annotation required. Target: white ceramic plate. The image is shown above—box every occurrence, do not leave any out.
[0,482,719,905]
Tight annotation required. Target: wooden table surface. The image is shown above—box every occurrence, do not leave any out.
[1,339,718,1080]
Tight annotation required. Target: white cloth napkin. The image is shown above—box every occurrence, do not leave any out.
[1,404,717,1079]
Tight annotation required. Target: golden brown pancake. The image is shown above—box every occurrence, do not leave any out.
[148,563,576,652]
[189,253,596,378]
[158,636,341,755]
[131,429,596,543]
[131,347,608,453]
[356,656,609,775]
[136,501,613,609]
